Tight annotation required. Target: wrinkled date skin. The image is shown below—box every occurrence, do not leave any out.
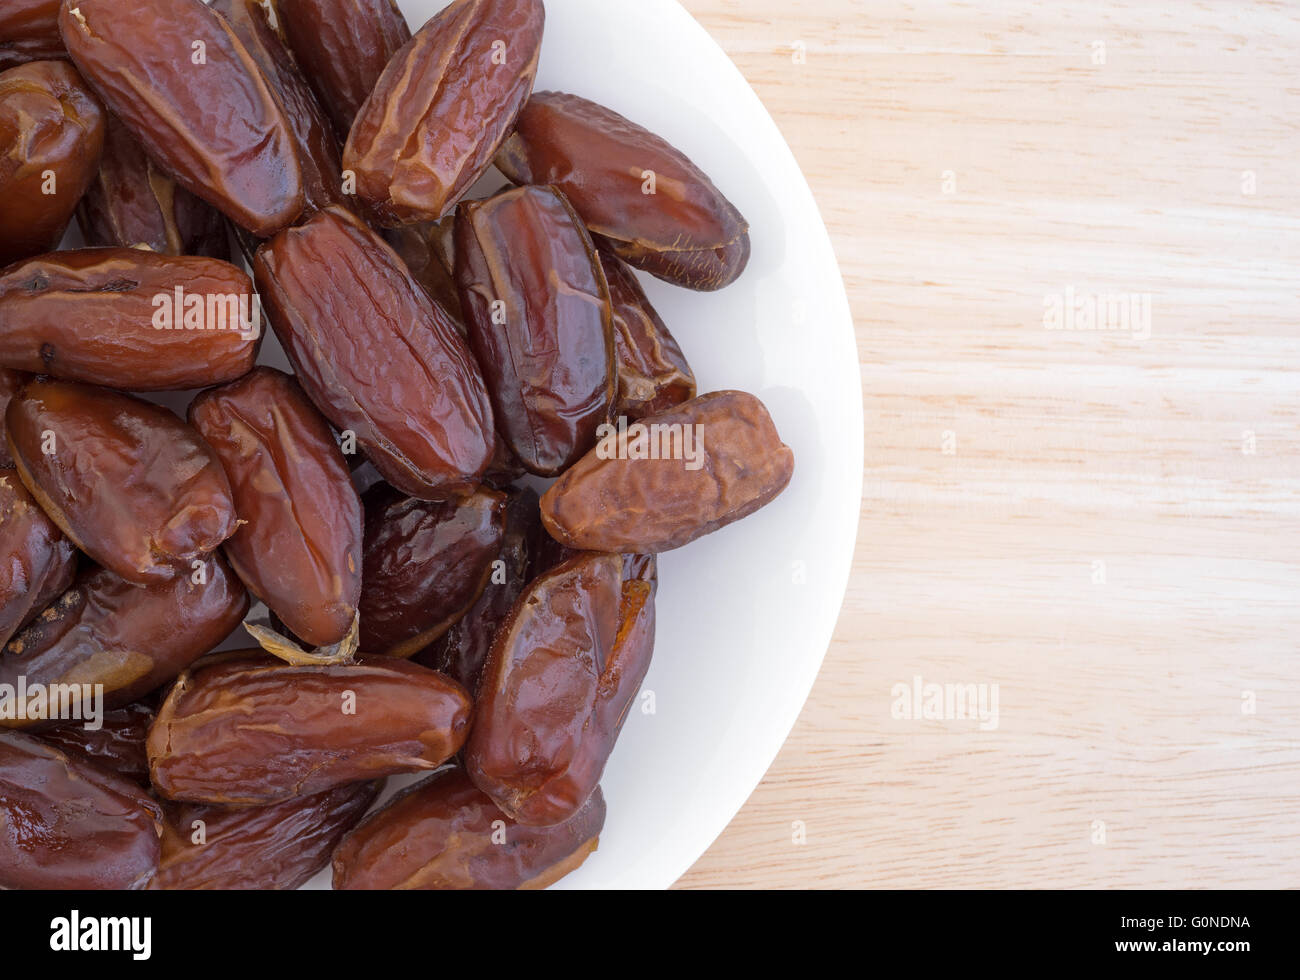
[254,206,495,499]
[360,484,506,659]
[148,654,474,805]
[0,730,162,889]
[6,379,238,584]
[598,249,697,420]
[190,368,362,647]
[276,0,411,142]
[213,0,349,213]
[0,59,104,267]
[59,0,305,236]
[496,91,751,291]
[0,248,260,390]
[0,369,23,467]
[37,703,155,785]
[343,0,544,225]
[0,1,65,70]
[456,185,615,476]
[0,469,77,648]
[465,552,656,826]
[416,487,546,694]
[541,390,795,554]
[77,116,230,259]
[0,556,249,723]
[151,781,379,890]
[333,766,604,890]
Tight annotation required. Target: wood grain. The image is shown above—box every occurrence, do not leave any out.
[674,0,1300,888]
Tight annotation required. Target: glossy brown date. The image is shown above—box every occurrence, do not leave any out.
[360,483,505,659]
[540,390,795,554]
[37,703,155,785]
[0,556,249,722]
[455,184,615,476]
[0,59,104,267]
[0,730,162,889]
[151,781,379,890]
[599,249,697,420]
[276,0,411,142]
[77,117,230,258]
[5,379,238,584]
[0,1,65,70]
[0,469,76,648]
[0,248,260,390]
[212,0,349,213]
[59,0,305,236]
[254,206,495,499]
[190,367,362,648]
[465,551,656,826]
[0,369,23,467]
[148,654,474,805]
[496,91,751,291]
[343,0,544,225]
[332,766,604,890]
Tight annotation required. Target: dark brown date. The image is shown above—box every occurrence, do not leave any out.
[598,249,697,420]
[0,369,23,466]
[212,0,349,213]
[151,781,379,889]
[254,206,495,499]
[37,703,155,785]
[76,117,230,258]
[540,390,794,554]
[455,184,615,476]
[496,91,751,290]
[6,379,238,584]
[0,729,162,889]
[0,248,260,390]
[343,0,544,225]
[0,59,104,266]
[465,551,656,826]
[0,469,76,648]
[276,0,411,142]
[148,654,474,805]
[0,1,65,70]
[190,367,362,647]
[0,556,249,722]
[360,483,505,659]
[332,766,604,890]
[59,0,305,236]
[383,222,464,324]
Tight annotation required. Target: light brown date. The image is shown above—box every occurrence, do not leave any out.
[148,654,474,805]
[0,468,76,649]
[5,379,238,584]
[540,390,794,554]
[190,367,362,648]
[332,766,604,890]
[343,0,544,225]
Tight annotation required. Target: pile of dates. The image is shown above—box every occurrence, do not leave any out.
[0,0,793,890]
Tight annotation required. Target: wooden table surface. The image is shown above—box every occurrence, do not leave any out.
[674,0,1300,889]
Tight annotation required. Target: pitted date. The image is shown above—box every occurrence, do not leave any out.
[77,117,230,258]
[0,730,162,890]
[0,556,249,721]
[332,766,604,890]
[254,206,495,499]
[455,184,615,476]
[148,654,474,805]
[465,551,656,826]
[5,379,238,584]
[0,248,260,390]
[190,367,362,648]
[37,703,155,785]
[360,483,505,659]
[343,0,544,225]
[0,469,77,649]
[60,0,305,236]
[0,59,104,267]
[0,1,65,70]
[276,0,411,141]
[598,249,696,420]
[540,390,794,554]
[496,91,751,291]
[151,781,379,890]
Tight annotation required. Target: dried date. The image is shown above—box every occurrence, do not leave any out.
[36,703,155,785]
[0,468,76,648]
[0,1,65,70]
